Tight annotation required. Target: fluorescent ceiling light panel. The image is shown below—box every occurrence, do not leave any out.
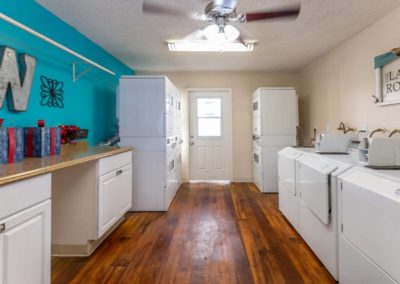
[168,41,254,52]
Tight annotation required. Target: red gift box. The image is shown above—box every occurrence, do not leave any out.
[24,128,35,157]
[7,128,24,164]
[8,128,16,163]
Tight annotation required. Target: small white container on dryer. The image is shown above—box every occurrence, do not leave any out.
[359,137,400,168]
[315,133,357,154]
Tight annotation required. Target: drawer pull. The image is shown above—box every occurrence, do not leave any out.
[0,223,5,233]
[116,169,123,176]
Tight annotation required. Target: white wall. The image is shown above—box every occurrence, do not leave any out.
[138,71,299,181]
[299,6,400,142]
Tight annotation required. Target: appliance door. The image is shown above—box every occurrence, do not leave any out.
[278,148,301,196]
[297,154,337,224]
[341,170,400,283]
[260,89,297,136]
[278,148,302,229]
[253,144,262,192]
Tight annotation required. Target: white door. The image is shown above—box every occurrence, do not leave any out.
[0,200,51,284]
[189,89,232,180]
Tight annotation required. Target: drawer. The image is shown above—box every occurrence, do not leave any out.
[0,173,51,220]
[98,151,132,176]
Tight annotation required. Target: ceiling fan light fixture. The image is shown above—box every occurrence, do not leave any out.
[167,40,254,52]
[224,25,240,41]
[204,24,221,41]
[204,24,240,42]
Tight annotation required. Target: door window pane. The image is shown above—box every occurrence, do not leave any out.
[198,118,221,137]
[197,98,221,117]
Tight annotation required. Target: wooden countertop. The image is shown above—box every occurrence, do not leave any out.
[0,145,133,186]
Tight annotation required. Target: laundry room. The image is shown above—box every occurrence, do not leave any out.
[1,0,400,283]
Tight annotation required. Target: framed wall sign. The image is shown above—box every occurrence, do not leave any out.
[375,48,400,105]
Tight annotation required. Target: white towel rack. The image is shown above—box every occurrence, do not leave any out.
[0,13,116,80]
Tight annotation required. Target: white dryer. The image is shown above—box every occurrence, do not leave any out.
[296,153,354,280]
[278,147,313,230]
[338,167,400,284]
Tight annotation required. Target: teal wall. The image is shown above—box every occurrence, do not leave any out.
[0,0,134,144]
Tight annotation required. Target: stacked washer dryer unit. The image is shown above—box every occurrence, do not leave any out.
[296,153,354,280]
[338,167,400,284]
[252,88,298,193]
[119,76,182,211]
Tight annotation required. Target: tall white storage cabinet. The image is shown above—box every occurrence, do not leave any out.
[119,76,182,211]
[252,88,298,193]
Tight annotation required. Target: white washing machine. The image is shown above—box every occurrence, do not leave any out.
[278,147,310,230]
[338,167,400,284]
[296,153,355,280]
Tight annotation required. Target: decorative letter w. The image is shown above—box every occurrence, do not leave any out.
[0,47,36,111]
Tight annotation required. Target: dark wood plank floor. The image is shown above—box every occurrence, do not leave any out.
[52,182,335,284]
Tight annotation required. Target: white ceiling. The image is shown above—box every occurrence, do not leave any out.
[36,0,400,72]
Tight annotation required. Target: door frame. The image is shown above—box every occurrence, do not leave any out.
[187,88,233,181]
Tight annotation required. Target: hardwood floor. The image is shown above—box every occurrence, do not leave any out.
[52,182,335,284]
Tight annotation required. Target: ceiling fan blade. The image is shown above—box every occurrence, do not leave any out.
[143,2,191,18]
[238,4,300,23]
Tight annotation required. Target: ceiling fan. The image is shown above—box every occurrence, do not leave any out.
[142,0,301,44]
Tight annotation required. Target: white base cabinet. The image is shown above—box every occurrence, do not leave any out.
[0,174,51,284]
[0,200,51,284]
[97,152,132,238]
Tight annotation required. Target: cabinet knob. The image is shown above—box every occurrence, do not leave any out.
[116,169,123,176]
[0,223,5,233]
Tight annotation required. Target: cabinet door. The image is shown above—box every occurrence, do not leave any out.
[115,164,133,217]
[0,200,51,284]
[98,172,118,238]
